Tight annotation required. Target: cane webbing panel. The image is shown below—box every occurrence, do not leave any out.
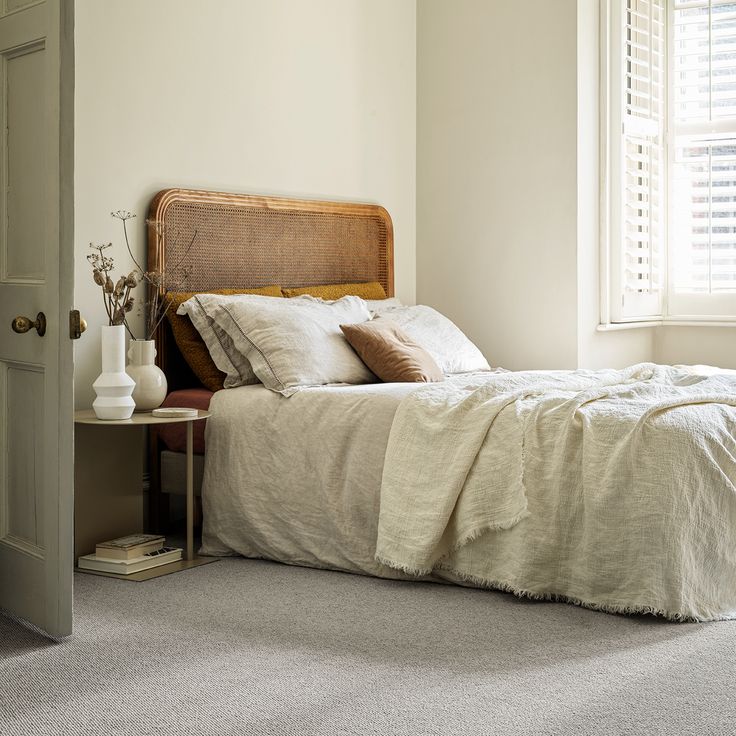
[147,188,394,387]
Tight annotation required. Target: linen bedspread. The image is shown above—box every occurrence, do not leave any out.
[376,364,736,621]
[200,382,427,579]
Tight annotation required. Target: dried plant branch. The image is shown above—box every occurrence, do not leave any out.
[169,227,198,272]
[87,212,197,338]
[140,218,197,339]
[87,242,135,328]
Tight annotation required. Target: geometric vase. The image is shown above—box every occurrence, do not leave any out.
[126,339,167,412]
[92,324,135,420]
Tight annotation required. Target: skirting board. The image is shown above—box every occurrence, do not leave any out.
[75,556,218,582]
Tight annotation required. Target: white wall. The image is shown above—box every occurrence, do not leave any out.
[417,0,656,371]
[417,0,579,371]
[75,0,731,403]
[74,0,416,407]
[654,327,736,367]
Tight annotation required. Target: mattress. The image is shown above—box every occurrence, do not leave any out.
[200,382,428,579]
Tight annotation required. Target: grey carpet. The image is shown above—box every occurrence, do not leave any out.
[1,558,735,736]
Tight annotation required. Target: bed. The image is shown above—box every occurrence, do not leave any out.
[147,188,394,521]
[149,188,736,622]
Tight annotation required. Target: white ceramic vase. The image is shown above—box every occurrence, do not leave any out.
[93,325,135,420]
[126,339,167,412]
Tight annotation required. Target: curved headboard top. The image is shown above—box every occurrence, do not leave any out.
[148,188,394,295]
[147,187,394,385]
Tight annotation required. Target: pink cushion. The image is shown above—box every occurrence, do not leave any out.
[157,389,213,454]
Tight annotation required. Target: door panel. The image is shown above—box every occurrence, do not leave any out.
[5,1,41,13]
[0,0,74,638]
[5,41,46,282]
[3,361,44,550]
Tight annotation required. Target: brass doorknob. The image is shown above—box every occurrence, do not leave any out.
[11,312,46,337]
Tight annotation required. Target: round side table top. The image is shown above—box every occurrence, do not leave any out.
[74,409,211,426]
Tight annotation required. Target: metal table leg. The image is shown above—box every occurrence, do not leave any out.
[186,420,193,561]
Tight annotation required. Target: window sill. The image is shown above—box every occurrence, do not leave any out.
[596,321,662,332]
[663,319,736,328]
[598,319,736,331]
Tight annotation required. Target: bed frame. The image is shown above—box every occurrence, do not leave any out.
[146,187,395,530]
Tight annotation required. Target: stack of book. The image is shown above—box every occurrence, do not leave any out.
[78,534,182,575]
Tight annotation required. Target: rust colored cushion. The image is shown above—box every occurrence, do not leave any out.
[282,281,387,300]
[157,389,213,454]
[340,317,444,383]
[165,286,282,392]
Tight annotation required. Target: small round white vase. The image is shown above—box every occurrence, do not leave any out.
[93,325,135,420]
[126,339,167,412]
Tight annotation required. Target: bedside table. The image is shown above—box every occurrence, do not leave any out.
[74,409,216,580]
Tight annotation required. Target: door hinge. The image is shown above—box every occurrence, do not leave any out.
[69,310,87,340]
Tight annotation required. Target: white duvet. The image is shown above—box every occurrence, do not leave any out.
[376,364,736,621]
[201,364,736,621]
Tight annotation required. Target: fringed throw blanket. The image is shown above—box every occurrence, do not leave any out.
[376,364,736,621]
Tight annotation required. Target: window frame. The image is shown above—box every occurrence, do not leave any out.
[601,0,736,326]
[666,0,736,319]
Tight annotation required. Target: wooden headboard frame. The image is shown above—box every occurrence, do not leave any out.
[147,188,394,388]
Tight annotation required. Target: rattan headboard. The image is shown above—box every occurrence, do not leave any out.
[147,188,394,388]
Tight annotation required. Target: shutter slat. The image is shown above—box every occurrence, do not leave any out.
[610,1,666,317]
[621,0,664,306]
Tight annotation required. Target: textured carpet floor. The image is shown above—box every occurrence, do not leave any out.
[1,558,736,736]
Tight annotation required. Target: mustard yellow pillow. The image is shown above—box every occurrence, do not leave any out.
[165,286,282,392]
[282,281,387,301]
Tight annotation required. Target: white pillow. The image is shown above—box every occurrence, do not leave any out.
[373,305,491,374]
[365,297,403,314]
[177,293,287,387]
[177,294,245,387]
[212,295,375,396]
[293,295,403,313]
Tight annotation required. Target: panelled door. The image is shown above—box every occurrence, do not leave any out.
[0,0,74,638]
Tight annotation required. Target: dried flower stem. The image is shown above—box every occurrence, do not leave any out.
[87,241,138,333]
[109,210,197,340]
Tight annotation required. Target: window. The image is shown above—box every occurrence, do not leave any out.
[604,0,736,323]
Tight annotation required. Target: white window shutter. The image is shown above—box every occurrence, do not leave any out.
[609,0,666,321]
